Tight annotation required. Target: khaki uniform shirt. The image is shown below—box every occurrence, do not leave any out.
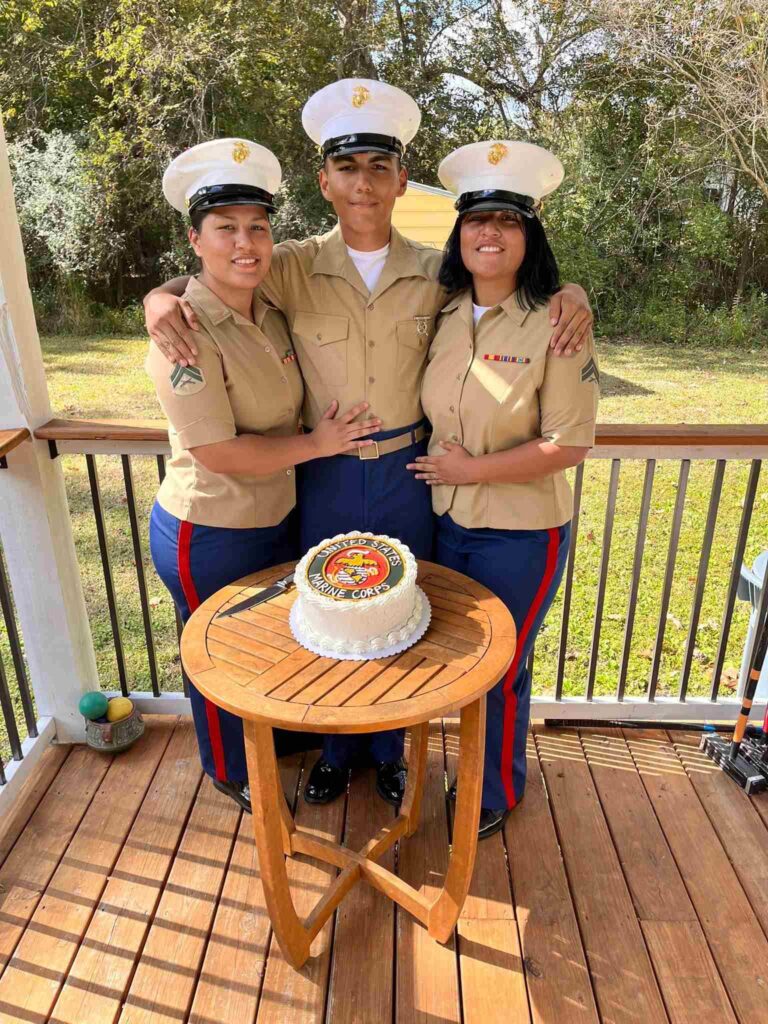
[421,289,599,530]
[146,277,304,529]
[261,225,445,429]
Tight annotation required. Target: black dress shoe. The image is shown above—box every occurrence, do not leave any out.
[447,779,513,840]
[304,757,348,805]
[478,807,510,840]
[212,779,252,813]
[375,758,408,806]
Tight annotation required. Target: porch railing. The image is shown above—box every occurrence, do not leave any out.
[24,418,768,724]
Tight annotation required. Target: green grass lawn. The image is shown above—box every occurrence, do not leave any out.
[2,334,767,759]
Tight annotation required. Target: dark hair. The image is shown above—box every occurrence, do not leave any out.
[438,211,560,310]
[189,207,211,232]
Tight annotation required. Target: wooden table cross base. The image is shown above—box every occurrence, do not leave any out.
[182,560,515,969]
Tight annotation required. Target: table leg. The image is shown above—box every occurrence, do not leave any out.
[401,721,429,837]
[244,719,311,968]
[427,696,486,943]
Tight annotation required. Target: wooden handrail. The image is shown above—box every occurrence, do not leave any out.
[0,428,30,459]
[33,418,768,447]
[35,418,168,443]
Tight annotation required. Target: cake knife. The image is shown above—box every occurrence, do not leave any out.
[217,571,295,618]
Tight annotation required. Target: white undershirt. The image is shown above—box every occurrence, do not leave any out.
[473,303,493,325]
[347,243,390,294]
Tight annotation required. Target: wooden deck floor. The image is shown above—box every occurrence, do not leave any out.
[1,715,767,1024]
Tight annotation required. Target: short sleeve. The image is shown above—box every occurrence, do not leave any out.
[145,331,236,450]
[538,334,600,447]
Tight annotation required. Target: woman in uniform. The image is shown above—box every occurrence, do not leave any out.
[408,141,600,839]
[149,138,380,811]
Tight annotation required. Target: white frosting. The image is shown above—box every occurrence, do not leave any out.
[291,531,426,658]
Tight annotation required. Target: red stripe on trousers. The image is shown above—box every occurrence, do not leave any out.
[500,527,560,808]
[177,520,228,782]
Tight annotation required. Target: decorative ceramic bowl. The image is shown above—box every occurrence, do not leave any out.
[84,705,145,753]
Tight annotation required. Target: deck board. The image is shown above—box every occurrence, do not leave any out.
[2,717,767,1024]
[624,728,768,1023]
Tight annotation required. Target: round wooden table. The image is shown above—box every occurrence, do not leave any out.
[181,559,516,969]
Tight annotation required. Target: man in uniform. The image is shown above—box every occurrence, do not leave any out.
[144,79,594,810]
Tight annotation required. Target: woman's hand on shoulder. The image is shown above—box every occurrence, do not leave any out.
[548,283,593,357]
[406,441,476,486]
[308,401,382,458]
[145,292,201,366]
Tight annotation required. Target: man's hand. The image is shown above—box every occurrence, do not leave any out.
[145,293,201,366]
[406,441,476,485]
[309,401,383,457]
[548,283,593,357]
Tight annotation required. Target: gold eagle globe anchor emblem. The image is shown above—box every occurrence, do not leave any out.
[329,552,379,587]
[487,143,509,166]
[351,85,371,108]
[232,141,249,164]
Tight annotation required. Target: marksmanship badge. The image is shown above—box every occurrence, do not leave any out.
[414,316,431,337]
[306,538,405,600]
[232,141,249,164]
[580,356,600,385]
[170,363,206,395]
[352,85,371,108]
[487,143,509,165]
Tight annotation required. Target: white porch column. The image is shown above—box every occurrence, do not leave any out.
[0,114,98,742]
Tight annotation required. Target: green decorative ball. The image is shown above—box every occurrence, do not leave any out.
[79,691,109,721]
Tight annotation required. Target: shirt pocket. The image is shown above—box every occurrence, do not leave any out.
[396,318,433,391]
[293,312,349,386]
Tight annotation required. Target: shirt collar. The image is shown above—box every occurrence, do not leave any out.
[440,287,531,327]
[186,276,272,329]
[310,223,431,285]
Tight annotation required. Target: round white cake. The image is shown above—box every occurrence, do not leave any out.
[289,532,430,660]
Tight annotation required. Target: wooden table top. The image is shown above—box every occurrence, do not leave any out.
[182,560,516,733]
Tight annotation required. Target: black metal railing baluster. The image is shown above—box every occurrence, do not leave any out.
[556,461,584,699]
[710,459,761,702]
[648,459,691,701]
[122,456,160,697]
[0,646,22,761]
[0,542,36,736]
[617,459,656,701]
[586,459,621,701]
[677,460,726,701]
[86,454,129,696]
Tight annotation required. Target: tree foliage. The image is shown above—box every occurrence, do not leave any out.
[1,0,766,343]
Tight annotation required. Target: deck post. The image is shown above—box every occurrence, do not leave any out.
[0,114,98,742]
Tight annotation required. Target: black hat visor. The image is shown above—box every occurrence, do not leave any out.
[323,133,404,160]
[456,189,536,218]
[188,184,275,216]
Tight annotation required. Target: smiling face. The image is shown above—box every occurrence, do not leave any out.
[318,152,408,246]
[188,205,272,295]
[459,210,527,291]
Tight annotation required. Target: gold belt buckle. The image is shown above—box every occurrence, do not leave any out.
[358,440,380,460]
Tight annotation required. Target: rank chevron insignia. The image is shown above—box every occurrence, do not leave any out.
[170,363,206,394]
[580,356,600,385]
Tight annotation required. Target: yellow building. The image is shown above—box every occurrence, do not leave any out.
[392,181,457,250]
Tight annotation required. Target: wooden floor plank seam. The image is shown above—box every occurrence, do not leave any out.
[319,772,350,1024]
[0,746,115,987]
[50,727,207,1024]
[665,729,768,948]
[241,754,306,1024]
[533,726,670,1023]
[577,726,738,1024]
[0,718,179,1024]
[515,730,600,1024]
[621,728,768,1023]
[440,721,468,1024]
[0,744,72,872]
[575,728,680,1023]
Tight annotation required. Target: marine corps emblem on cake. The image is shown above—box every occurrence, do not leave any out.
[307,539,405,600]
